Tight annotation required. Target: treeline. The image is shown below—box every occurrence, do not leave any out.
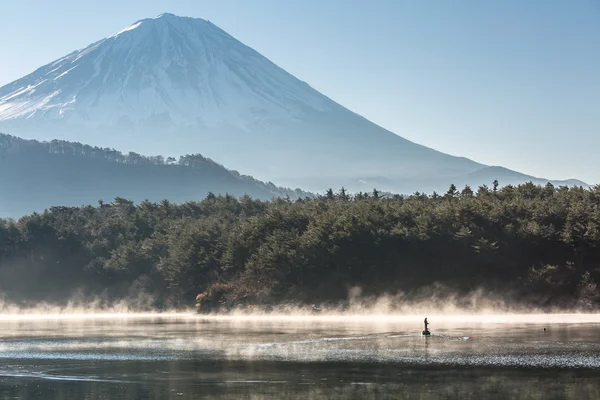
[0,182,599,310]
[0,133,209,166]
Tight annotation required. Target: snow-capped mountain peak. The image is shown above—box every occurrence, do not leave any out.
[0,13,330,128]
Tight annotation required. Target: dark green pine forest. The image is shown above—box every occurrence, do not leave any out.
[0,180,599,311]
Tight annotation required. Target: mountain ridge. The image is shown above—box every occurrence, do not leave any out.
[0,132,311,218]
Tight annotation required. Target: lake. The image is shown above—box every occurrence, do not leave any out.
[0,313,599,399]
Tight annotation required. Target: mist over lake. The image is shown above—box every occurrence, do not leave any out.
[0,313,599,399]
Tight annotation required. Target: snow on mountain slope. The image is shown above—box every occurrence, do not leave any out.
[0,13,330,128]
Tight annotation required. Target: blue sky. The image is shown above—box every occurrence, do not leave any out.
[1,0,599,183]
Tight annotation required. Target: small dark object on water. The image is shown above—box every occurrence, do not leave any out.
[423,317,431,336]
[543,328,546,332]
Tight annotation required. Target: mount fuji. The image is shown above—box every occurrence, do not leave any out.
[0,13,585,192]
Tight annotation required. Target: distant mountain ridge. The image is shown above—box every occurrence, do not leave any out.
[285,165,588,196]
[464,166,586,188]
[0,133,310,218]
[0,13,587,192]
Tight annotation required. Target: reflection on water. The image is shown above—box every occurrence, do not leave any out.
[0,314,599,399]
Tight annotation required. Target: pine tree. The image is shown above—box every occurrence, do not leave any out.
[445,184,458,199]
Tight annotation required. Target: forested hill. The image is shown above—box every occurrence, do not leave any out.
[0,133,310,217]
[0,183,598,310]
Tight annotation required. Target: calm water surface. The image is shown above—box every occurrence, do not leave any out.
[0,314,599,399]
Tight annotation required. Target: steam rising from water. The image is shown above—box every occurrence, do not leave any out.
[0,312,599,370]
[0,285,598,322]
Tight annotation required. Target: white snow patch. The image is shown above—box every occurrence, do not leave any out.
[112,21,143,38]
[54,66,78,80]
[0,80,47,102]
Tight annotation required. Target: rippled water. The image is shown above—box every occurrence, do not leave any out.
[0,314,599,399]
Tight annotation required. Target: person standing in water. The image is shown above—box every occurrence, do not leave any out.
[423,317,430,334]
